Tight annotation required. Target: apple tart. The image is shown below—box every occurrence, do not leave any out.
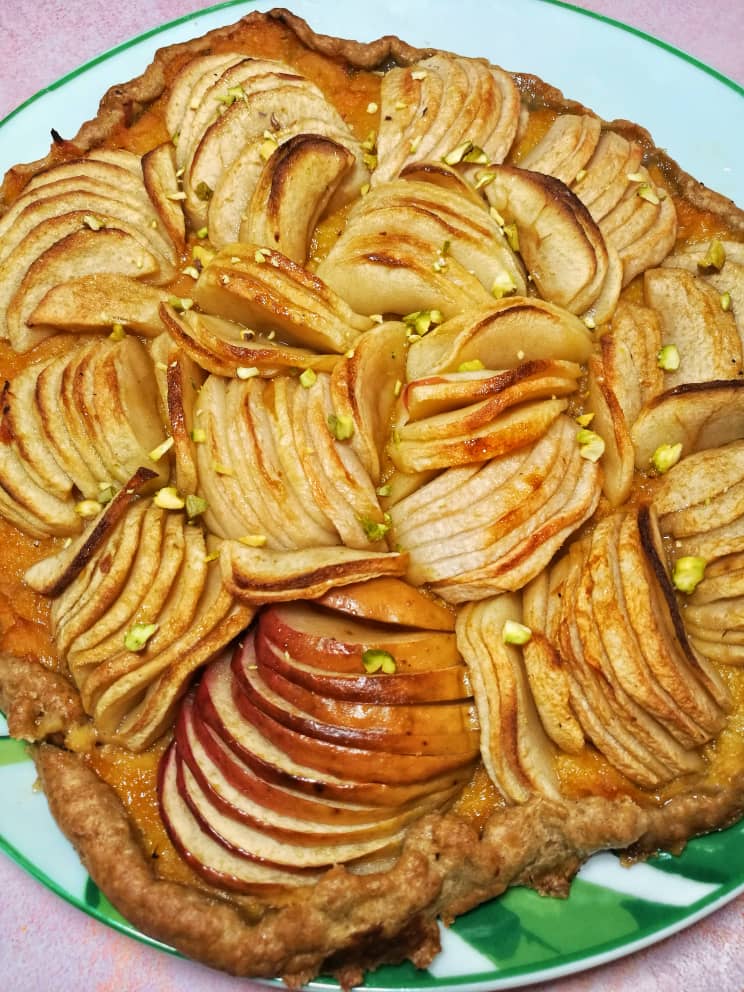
[1,7,744,988]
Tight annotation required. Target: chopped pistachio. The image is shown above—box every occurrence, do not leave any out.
[82,214,105,231]
[299,368,317,388]
[362,152,378,171]
[171,131,179,148]
[474,170,497,190]
[155,361,168,372]
[190,427,207,444]
[463,144,488,164]
[376,483,392,497]
[254,248,271,264]
[194,181,213,202]
[489,205,505,226]
[185,494,208,519]
[344,349,356,359]
[369,313,384,324]
[491,271,516,299]
[503,223,520,253]
[584,315,597,330]
[575,168,587,182]
[239,533,268,547]
[166,191,187,201]
[672,556,706,594]
[212,461,234,476]
[236,366,260,380]
[219,273,231,286]
[328,413,355,441]
[167,295,194,312]
[651,442,683,474]
[148,436,174,462]
[361,131,377,152]
[196,226,209,239]
[402,309,443,337]
[124,622,158,652]
[394,100,407,111]
[154,486,185,510]
[443,140,475,166]
[657,343,681,371]
[360,514,391,542]
[721,291,733,312]
[109,322,126,342]
[432,255,448,273]
[698,238,726,272]
[362,648,397,674]
[393,379,402,397]
[502,619,532,646]
[75,499,100,519]
[192,244,215,266]
[626,171,645,182]
[205,550,221,563]
[360,183,371,197]
[410,69,428,81]
[637,183,660,205]
[259,135,278,161]
[575,412,595,427]
[457,359,485,372]
[576,428,605,462]
[97,485,115,505]
[366,101,378,114]
[410,135,422,154]
[181,265,200,279]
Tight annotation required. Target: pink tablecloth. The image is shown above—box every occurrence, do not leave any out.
[0,2,743,991]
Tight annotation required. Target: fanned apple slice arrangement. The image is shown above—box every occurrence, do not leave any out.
[2,40,744,899]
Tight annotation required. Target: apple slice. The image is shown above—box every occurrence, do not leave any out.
[631,381,744,470]
[257,601,461,673]
[197,653,471,808]
[587,348,634,506]
[405,298,593,380]
[23,465,157,596]
[316,578,456,631]
[571,130,642,221]
[653,441,744,539]
[520,114,602,186]
[150,333,204,497]
[0,439,79,537]
[597,301,663,427]
[164,52,246,142]
[244,134,355,263]
[662,240,744,335]
[142,142,186,251]
[220,542,407,605]
[194,243,371,354]
[29,274,169,336]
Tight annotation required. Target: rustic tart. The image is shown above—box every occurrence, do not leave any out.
[1,7,744,987]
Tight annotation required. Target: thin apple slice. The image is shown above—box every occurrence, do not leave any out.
[456,593,560,801]
[599,301,663,426]
[164,52,247,142]
[389,397,568,473]
[194,243,371,354]
[59,342,113,486]
[662,240,744,339]
[571,130,642,221]
[158,742,321,892]
[316,578,456,631]
[257,601,461,674]
[653,441,744,539]
[644,268,741,387]
[587,349,634,506]
[520,114,602,185]
[150,333,204,497]
[316,227,494,321]
[406,299,593,380]
[631,381,744,470]
[198,653,471,809]
[29,274,169,337]
[23,466,157,596]
[142,142,186,251]
[255,635,470,707]
[221,543,407,605]
[0,440,79,537]
[244,134,354,263]
[484,165,609,315]
[0,365,71,501]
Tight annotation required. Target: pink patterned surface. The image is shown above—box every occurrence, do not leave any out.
[0,2,743,990]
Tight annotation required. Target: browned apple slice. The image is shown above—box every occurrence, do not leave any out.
[221,542,408,605]
[456,593,559,801]
[150,333,204,497]
[316,579,456,631]
[653,441,744,539]
[142,142,186,251]
[601,170,678,286]
[6,228,160,351]
[23,466,157,596]
[194,243,371,354]
[631,381,744,470]
[244,134,355,263]
[405,299,593,380]
[0,440,79,537]
[587,348,634,506]
[662,240,744,337]
[598,301,664,427]
[644,268,741,387]
[164,52,247,142]
[257,601,461,673]
[29,274,169,336]
[484,165,610,315]
[520,114,602,185]
[197,653,472,809]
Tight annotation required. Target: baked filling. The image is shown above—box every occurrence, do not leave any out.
[0,8,743,987]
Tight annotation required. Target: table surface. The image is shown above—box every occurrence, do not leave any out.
[0,2,743,991]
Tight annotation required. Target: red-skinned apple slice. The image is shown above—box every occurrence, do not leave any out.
[315,578,456,631]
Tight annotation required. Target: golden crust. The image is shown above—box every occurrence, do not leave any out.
[1,8,744,989]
